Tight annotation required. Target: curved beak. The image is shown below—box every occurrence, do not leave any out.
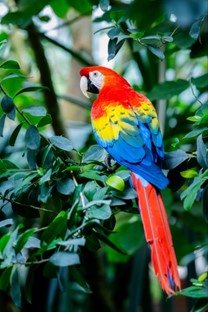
[80,76,100,99]
[80,76,90,99]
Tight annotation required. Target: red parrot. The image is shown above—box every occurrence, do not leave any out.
[80,66,181,294]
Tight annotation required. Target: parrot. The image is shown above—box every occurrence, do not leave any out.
[79,66,181,295]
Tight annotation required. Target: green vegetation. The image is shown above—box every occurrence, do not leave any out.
[0,0,207,311]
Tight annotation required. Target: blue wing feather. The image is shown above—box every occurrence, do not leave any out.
[92,102,168,190]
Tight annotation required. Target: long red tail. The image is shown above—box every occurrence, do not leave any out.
[132,172,181,295]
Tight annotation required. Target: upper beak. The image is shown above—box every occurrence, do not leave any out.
[80,76,90,99]
[80,76,100,99]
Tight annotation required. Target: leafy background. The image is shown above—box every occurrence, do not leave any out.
[0,0,207,311]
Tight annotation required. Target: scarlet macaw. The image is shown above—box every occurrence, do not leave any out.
[80,66,181,294]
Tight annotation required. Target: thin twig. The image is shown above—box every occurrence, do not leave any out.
[189,79,203,106]
[0,195,57,214]
[57,94,91,110]
[41,33,94,67]
[42,12,91,34]
[72,174,86,208]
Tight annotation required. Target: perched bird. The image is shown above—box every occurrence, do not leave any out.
[80,66,181,294]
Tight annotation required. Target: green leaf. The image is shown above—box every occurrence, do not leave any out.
[161,35,173,42]
[83,181,100,201]
[0,39,7,50]
[112,188,137,200]
[141,35,161,43]
[115,169,130,180]
[1,73,28,82]
[0,219,13,228]
[70,267,92,293]
[196,103,208,118]
[180,169,198,178]
[25,125,40,150]
[39,168,52,185]
[108,38,125,61]
[100,0,109,12]
[198,272,208,282]
[14,86,48,97]
[93,186,108,200]
[15,229,35,253]
[183,127,208,139]
[24,237,40,249]
[0,159,18,171]
[86,203,112,220]
[37,114,52,127]
[178,285,208,298]
[189,20,202,40]
[0,226,20,268]
[146,44,164,60]
[197,135,208,169]
[163,150,189,169]
[39,183,52,203]
[9,123,23,146]
[0,234,11,253]
[130,31,144,39]
[187,116,201,122]
[57,178,75,195]
[84,145,107,162]
[41,211,67,243]
[49,251,80,267]
[106,175,125,191]
[68,0,92,14]
[0,267,12,291]
[26,149,37,169]
[80,170,107,183]
[2,12,31,28]
[0,60,20,69]
[1,95,15,113]
[181,170,208,210]
[148,80,189,101]
[192,73,208,89]
[10,269,21,308]
[22,106,46,117]
[50,0,69,18]
[108,26,120,39]
[1,96,16,120]
[49,135,73,152]
[7,108,16,120]
[0,114,6,137]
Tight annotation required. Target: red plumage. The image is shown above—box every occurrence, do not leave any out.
[132,173,181,294]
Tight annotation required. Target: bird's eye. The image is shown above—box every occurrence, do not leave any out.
[93,71,98,76]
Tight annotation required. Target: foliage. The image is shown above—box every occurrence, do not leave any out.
[0,0,208,311]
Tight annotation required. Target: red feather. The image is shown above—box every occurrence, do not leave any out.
[132,172,181,294]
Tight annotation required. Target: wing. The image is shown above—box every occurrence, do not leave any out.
[91,99,168,190]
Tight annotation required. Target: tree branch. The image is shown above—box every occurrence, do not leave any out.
[27,22,67,137]
[41,33,95,67]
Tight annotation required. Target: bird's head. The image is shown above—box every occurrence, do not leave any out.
[80,66,128,98]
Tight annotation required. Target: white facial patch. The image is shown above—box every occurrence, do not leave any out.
[89,71,104,91]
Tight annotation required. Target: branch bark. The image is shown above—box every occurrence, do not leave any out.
[27,23,67,137]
